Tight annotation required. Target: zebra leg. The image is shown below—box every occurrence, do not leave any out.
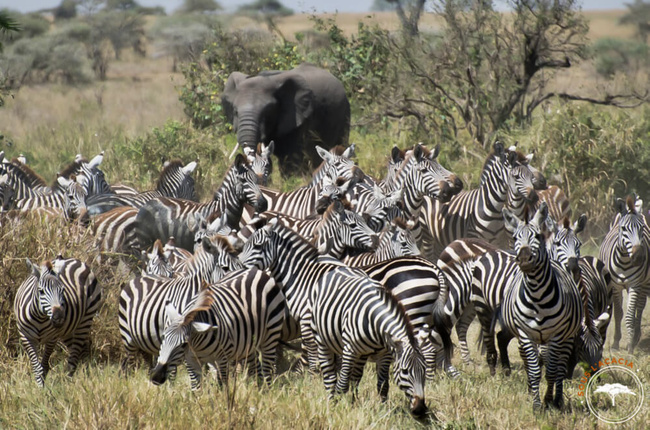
[497,329,514,376]
[318,343,337,399]
[543,340,572,409]
[455,304,476,365]
[348,359,367,402]
[215,358,229,388]
[184,350,203,391]
[611,287,623,350]
[260,342,278,385]
[63,336,87,377]
[335,346,356,396]
[626,288,646,353]
[300,315,319,374]
[20,335,45,388]
[518,338,542,410]
[40,340,57,383]
[375,352,392,402]
[244,353,260,380]
[476,307,498,376]
[420,337,436,380]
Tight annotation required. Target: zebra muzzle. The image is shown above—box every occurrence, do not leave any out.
[51,307,65,328]
[151,364,168,385]
[410,395,427,417]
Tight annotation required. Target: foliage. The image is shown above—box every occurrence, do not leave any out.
[104,0,141,11]
[54,0,78,20]
[619,0,650,43]
[178,26,303,128]
[86,10,146,60]
[0,9,20,52]
[238,0,294,17]
[591,37,650,77]
[12,13,50,40]
[179,0,222,14]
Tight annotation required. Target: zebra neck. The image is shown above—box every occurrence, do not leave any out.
[519,257,556,299]
[478,162,508,210]
[212,170,245,230]
[506,191,528,218]
[269,231,323,283]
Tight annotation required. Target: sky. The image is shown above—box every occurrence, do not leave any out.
[0,0,633,15]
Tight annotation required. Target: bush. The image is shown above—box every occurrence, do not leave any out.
[591,37,650,77]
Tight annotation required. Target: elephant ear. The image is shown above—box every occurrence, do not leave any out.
[222,72,249,122]
[275,75,314,137]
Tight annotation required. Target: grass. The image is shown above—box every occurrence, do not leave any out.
[0,9,649,429]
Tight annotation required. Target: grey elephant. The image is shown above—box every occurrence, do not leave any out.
[221,63,350,175]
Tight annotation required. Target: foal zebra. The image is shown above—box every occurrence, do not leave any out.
[14,257,102,387]
[151,268,286,389]
[598,195,650,353]
[311,266,428,416]
[498,203,583,409]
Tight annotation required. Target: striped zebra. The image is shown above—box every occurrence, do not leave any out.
[418,142,540,261]
[141,239,174,277]
[90,206,139,255]
[150,267,286,389]
[311,266,428,417]
[16,174,90,222]
[432,238,500,368]
[86,159,199,215]
[119,234,244,371]
[243,141,273,186]
[598,195,650,353]
[14,257,102,387]
[133,153,267,252]
[536,185,571,222]
[0,157,51,200]
[340,217,419,266]
[498,203,583,409]
[60,151,113,198]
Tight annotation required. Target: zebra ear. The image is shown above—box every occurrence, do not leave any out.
[502,208,519,234]
[262,141,274,159]
[546,217,558,234]
[343,143,356,159]
[413,143,424,162]
[233,153,248,175]
[182,161,198,175]
[614,198,626,215]
[493,141,505,156]
[191,321,217,333]
[88,151,104,168]
[386,336,404,356]
[574,214,587,235]
[429,144,440,160]
[315,145,332,162]
[57,176,73,188]
[391,146,402,163]
[26,258,41,279]
[165,302,182,323]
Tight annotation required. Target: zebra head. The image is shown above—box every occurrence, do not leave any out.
[189,211,244,253]
[239,218,280,269]
[152,289,215,386]
[157,159,199,202]
[388,333,428,417]
[504,147,539,206]
[546,214,587,279]
[200,234,244,283]
[313,144,358,185]
[57,174,89,220]
[503,202,549,272]
[314,170,362,215]
[314,200,379,257]
[28,259,66,328]
[141,239,174,278]
[244,141,274,186]
[401,143,462,204]
[61,151,112,197]
[387,217,420,257]
[614,195,648,265]
[231,153,268,214]
[361,184,404,232]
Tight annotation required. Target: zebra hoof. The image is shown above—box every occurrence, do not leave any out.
[503,368,511,377]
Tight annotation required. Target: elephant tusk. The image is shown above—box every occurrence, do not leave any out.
[228,142,240,160]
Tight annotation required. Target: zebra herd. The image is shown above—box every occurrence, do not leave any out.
[3,140,649,417]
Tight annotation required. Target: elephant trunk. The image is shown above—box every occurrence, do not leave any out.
[237,114,261,149]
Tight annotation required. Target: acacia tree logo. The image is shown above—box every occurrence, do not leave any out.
[586,365,645,424]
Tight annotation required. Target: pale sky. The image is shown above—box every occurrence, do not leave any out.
[0,0,633,15]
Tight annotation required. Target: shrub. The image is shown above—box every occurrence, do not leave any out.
[591,37,650,77]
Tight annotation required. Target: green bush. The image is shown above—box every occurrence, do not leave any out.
[591,37,650,77]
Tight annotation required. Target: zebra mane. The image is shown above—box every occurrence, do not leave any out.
[390,216,409,230]
[522,204,531,224]
[58,159,88,181]
[156,160,185,188]
[8,160,48,187]
[205,210,223,224]
[562,216,571,229]
[626,195,637,214]
[329,145,348,156]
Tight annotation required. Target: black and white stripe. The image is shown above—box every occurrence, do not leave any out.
[14,257,102,387]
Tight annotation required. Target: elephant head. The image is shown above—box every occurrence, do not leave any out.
[221,71,314,153]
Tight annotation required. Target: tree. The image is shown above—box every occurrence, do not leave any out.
[54,0,77,20]
[105,0,141,11]
[594,383,637,407]
[378,0,647,147]
[384,0,427,36]
[0,10,20,52]
[238,0,293,39]
[620,0,650,44]
[180,0,222,14]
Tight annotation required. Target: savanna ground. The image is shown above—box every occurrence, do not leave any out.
[0,10,649,429]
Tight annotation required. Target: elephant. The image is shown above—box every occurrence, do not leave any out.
[221,63,350,175]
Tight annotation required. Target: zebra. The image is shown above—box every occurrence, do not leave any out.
[133,153,267,252]
[16,174,90,222]
[119,233,244,372]
[90,206,140,255]
[0,157,50,201]
[418,142,540,261]
[536,185,571,223]
[141,239,175,278]
[14,257,102,387]
[150,267,286,390]
[243,141,273,186]
[59,151,113,198]
[86,159,199,215]
[497,202,583,409]
[340,217,419,266]
[310,266,429,417]
[598,195,650,353]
